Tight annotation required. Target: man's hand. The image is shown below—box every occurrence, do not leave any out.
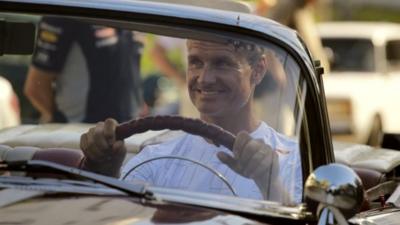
[80,118,126,177]
[217,131,283,201]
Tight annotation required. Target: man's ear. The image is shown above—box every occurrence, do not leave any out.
[251,54,267,85]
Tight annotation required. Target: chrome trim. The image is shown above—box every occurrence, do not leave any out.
[148,186,310,220]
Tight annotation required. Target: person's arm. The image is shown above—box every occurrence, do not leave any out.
[254,0,270,16]
[151,42,185,86]
[24,66,56,123]
[26,17,74,123]
[217,131,291,204]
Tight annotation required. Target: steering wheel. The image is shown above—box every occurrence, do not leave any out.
[115,115,238,196]
[116,115,235,149]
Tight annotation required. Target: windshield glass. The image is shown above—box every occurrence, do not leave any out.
[322,38,375,72]
[0,13,305,206]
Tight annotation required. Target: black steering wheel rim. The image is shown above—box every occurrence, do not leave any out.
[116,115,236,151]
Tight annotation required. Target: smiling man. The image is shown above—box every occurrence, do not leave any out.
[80,38,302,204]
[186,40,263,132]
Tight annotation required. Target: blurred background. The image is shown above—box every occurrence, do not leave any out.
[244,0,400,147]
[1,0,400,148]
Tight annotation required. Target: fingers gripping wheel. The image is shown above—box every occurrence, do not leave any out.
[116,115,236,151]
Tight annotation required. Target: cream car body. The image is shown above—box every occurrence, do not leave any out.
[319,22,400,145]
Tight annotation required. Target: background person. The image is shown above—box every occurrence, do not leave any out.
[24,17,142,124]
[0,76,20,128]
[254,0,329,72]
[141,35,198,118]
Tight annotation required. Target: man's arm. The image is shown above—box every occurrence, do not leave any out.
[24,66,56,123]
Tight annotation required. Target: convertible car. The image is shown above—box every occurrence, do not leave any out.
[1,1,400,225]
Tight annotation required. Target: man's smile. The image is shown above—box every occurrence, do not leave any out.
[193,86,228,97]
[196,89,225,95]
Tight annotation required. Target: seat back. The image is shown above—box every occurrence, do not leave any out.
[353,167,386,190]
[31,148,84,168]
[1,144,84,168]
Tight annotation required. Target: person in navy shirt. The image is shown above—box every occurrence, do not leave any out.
[25,17,142,123]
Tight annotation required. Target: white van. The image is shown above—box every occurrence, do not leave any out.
[319,22,400,146]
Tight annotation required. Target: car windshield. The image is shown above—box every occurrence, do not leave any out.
[0,12,306,206]
[322,38,376,72]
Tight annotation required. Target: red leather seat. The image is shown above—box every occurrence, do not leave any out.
[28,148,85,178]
[32,148,85,168]
[352,167,386,190]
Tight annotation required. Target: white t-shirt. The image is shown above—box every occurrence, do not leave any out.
[121,122,302,203]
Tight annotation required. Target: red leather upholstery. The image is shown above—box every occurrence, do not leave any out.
[353,167,386,190]
[32,148,84,168]
[27,148,85,178]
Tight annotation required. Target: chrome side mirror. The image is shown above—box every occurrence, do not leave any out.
[305,163,364,225]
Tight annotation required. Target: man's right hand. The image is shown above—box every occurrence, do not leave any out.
[80,118,127,177]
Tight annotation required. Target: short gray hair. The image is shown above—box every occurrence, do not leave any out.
[226,39,265,66]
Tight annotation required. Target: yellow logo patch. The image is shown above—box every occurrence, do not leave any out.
[40,30,58,43]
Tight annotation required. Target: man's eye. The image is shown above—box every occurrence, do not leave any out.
[189,58,203,69]
[214,59,233,69]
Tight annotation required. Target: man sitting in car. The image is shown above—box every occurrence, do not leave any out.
[80,38,302,205]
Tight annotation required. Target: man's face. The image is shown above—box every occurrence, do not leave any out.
[187,40,258,117]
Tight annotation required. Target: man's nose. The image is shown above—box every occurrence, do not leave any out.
[197,66,217,83]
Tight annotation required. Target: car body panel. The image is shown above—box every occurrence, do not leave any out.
[0,177,307,224]
[0,193,307,225]
[0,195,257,225]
